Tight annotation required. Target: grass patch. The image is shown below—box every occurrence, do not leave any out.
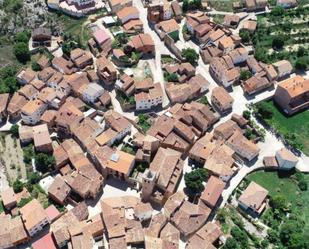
[247,170,309,239]
[121,145,136,155]
[256,100,309,155]
[208,0,235,12]
[138,114,151,133]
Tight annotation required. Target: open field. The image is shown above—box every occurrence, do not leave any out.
[247,170,309,239]
[257,100,309,155]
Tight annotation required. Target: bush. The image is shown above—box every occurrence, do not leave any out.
[10,124,19,138]
[272,36,285,50]
[239,29,251,43]
[31,61,41,71]
[184,168,208,195]
[13,179,23,193]
[255,102,273,119]
[295,56,309,71]
[15,32,30,43]
[14,42,30,63]
[222,238,239,249]
[298,179,308,191]
[35,153,56,173]
[239,70,252,81]
[181,48,199,65]
[28,172,41,184]
[198,96,209,105]
[242,110,251,120]
[165,72,178,82]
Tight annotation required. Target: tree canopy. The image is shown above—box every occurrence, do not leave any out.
[181,48,199,65]
[35,153,56,173]
[184,168,208,194]
[14,42,30,63]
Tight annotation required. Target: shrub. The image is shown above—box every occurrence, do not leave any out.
[255,102,273,119]
[35,153,56,173]
[13,179,23,193]
[181,48,199,65]
[298,179,307,191]
[272,36,285,50]
[14,42,30,63]
[10,124,19,138]
[242,110,251,120]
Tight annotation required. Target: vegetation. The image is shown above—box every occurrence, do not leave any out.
[164,72,179,82]
[239,29,252,44]
[198,96,209,105]
[14,42,30,63]
[0,65,20,94]
[247,170,309,241]
[121,145,136,155]
[239,70,252,81]
[181,48,199,65]
[13,179,24,193]
[10,124,19,138]
[182,0,202,12]
[17,197,33,208]
[134,161,149,173]
[184,168,208,195]
[116,90,136,109]
[0,200,4,213]
[254,100,309,154]
[138,114,151,133]
[35,153,56,173]
[254,6,309,68]
[242,110,251,120]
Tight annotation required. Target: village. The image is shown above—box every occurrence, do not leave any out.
[0,0,308,248]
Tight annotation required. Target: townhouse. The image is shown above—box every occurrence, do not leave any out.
[21,99,47,125]
[211,86,234,114]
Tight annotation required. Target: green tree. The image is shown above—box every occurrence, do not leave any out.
[295,57,309,71]
[28,172,41,184]
[184,168,208,194]
[297,46,307,57]
[270,195,287,212]
[14,42,30,63]
[239,70,252,81]
[15,32,29,43]
[255,102,273,119]
[279,220,303,245]
[35,153,56,173]
[10,124,19,138]
[239,29,250,43]
[272,36,285,50]
[165,72,178,82]
[242,110,251,120]
[182,0,189,11]
[230,226,249,247]
[31,61,41,71]
[222,238,240,249]
[272,6,285,16]
[298,179,307,191]
[13,179,23,193]
[182,48,199,65]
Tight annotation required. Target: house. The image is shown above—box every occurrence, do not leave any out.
[223,14,240,28]
[32,232,57,249]
[275,148,298,170]
[167,195,211,238]
[96,56,117,85]
[135,82,163,110]
[92,28,112,55]
[16,68,36,85]
[245,0,267,11]
[38,67,56,82]
[272,60,293,80]
[55,104,84,137]
[37,55,50,70]
[242,20,257,32]
[277,0,297,8]
[108,0,132,13]
[186,222,223,249]
[20,199,50,237]
[226,130,260,161]
[171,0,182,21]
[127,34,155,54]
[211,87,234,114]
[70,48,93,69]
[242,74,272,95]
[52,56,76,75]
[200,45,223,64]
[274,75,309,115]
[157,19,179,40]
[7,93,27,121]
[209,57,240,88]
[48,175,71,205]
[18,84,39,100]
[134,202,153,221]
[45,205,61,223]
[1,187,16,210]
[104,110,132,139]
[32,27,52,47]
[0,93,10,122]
[200,176,225,209]
[82,83,104,103]
[33,124,53,153]
[116,6,139,24]
[141,147,184,205]
[147,0,172,23]
[238,181,268,217]
[115,73,135,97]
[247,56,263,74]
[21,99,47,125]
[0,215,29,248]
[123,19,144,34]
[214,119,241,140]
